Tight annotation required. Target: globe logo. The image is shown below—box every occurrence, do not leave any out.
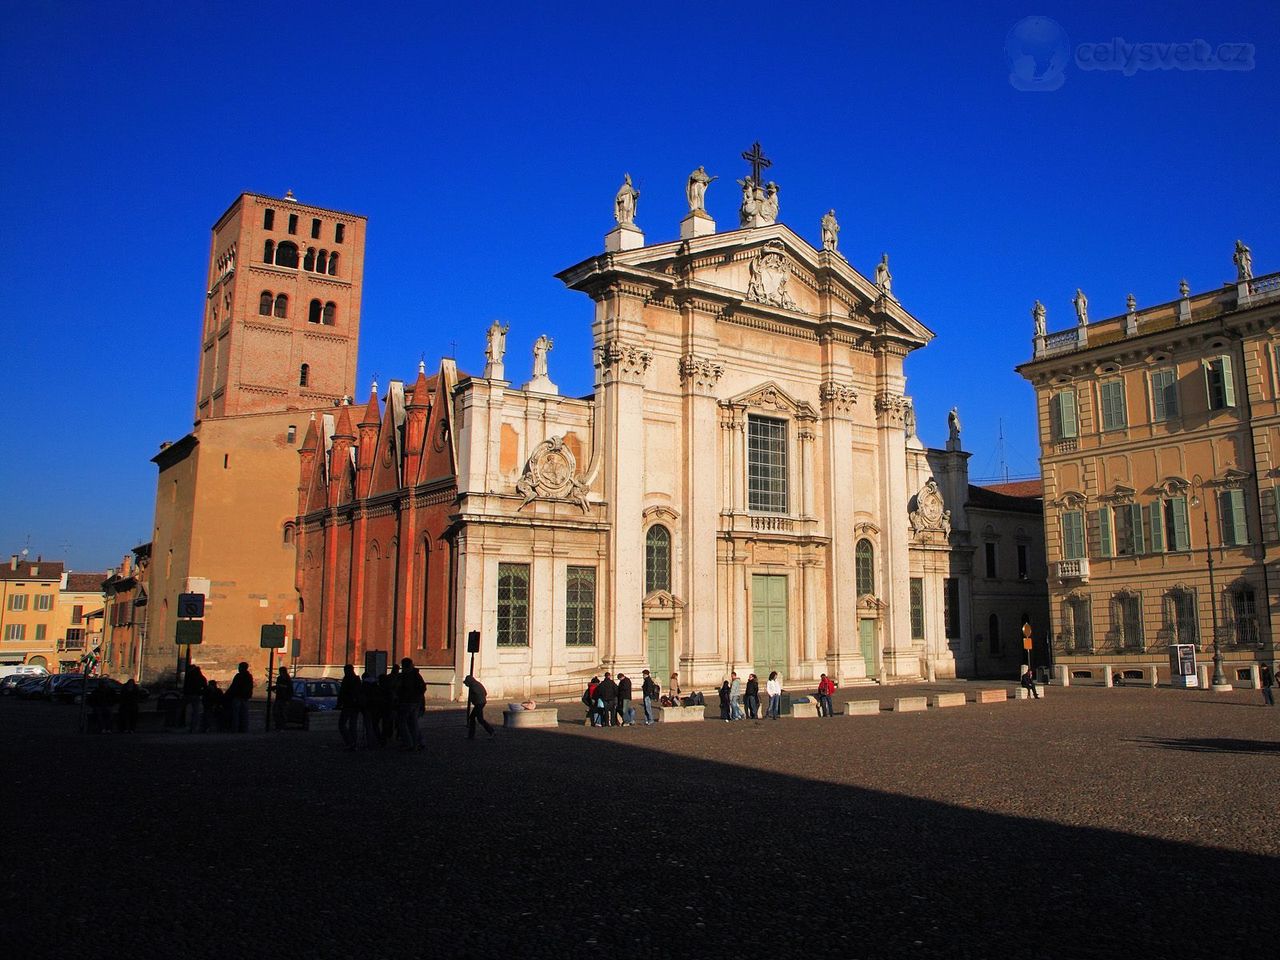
[1006,16,1070,91]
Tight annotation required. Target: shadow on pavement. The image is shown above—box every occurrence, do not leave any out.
[1128,735,1280,755]
[2,709,1274,959]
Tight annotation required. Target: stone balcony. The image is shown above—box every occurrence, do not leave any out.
[1056,558,1090,581]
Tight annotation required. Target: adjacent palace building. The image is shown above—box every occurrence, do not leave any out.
[1018,245,1279,682]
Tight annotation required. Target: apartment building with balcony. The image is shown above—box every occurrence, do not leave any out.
[1017,243,1279,679]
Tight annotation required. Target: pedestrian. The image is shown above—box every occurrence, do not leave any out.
[201,679,223,732]
[118,679,141,733]
[463,675,495,738]
[583,676,600,726]
[379,663,400,743]
[337,664,361,750]
[397,657,426,750]
[227,661,254,733]
[669,672,682,706]
[1260,663,1274,706]
[360,671,384,747]
[1020,664,1040,699]
[182,664,207,733]
[718,679,731,722]
[596,672,618,728]
[729,672,743,720]
[817,673,836,717]
[87,679,113,733]
[744,673,760,719]
[273,666,293,730]
[641,669,659,724]
[615,672,633,726]
[765,670,782,719]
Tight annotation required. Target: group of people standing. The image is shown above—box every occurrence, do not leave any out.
[582,671,639,726]
[181,662,255,733]
[716,671,788,720]
[332,658,428,750]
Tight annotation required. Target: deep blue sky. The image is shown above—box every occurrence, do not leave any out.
[2,1,1276,571]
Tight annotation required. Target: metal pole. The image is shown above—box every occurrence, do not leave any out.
[1202,505,1225,687]
[265,647,276,732]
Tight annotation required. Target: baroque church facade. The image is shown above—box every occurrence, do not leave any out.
[294,159,1014,699]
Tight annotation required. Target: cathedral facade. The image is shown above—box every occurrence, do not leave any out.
[294,165,1001,699]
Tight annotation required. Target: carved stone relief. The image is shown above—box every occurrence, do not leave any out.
[515,435,590,513]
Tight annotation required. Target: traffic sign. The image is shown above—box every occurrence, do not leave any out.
[177,592,205,618]
[1023,637,1033,651]
[260,624,287,649]
[1022,622,1033,638]
[175,620,204,645]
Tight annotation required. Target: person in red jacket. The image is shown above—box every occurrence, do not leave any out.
[816,673,837,717]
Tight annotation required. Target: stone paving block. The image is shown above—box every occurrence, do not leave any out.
[843,699,881,716]
[503,709,559,728]
[892,696,928,712]
[931,692,966,708]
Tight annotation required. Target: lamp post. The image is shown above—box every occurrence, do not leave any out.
[1190,476,1227,689]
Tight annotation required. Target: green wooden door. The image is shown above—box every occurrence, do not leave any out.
[752,574,789,680]
[646,619,671,685]
[859,618,878,678]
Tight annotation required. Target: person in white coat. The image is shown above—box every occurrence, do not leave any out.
[765,671,782,719]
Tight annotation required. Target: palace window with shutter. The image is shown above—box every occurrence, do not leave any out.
[1204,355,1236,410]
[1050,390,1078,440]
[1150,369,1179,422]
[1099,379,1127,430]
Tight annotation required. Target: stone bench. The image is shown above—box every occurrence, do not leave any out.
[1014,686,1047,700]
[654,705,705,723]
[930,692,966,709]
[788,700,820,718]
[892,696,928,713]
[843,699,881,716]
[502,708,559,728]
[975,689,1007,704]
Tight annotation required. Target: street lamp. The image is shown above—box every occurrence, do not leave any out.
[1189,475,1227,689]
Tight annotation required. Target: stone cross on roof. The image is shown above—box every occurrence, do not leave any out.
[741,141,771,187]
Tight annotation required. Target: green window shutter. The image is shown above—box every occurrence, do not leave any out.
[1261,485,1278,543]
[1062,511,1084,560]
[1101,381,1127,430]
[1096,508,1113,558]
[1151,373,1166,422]
[1171,497,1190,551]
[1057,391,1078,439]
[1147,503,1164,552]
[1131,502,1145,554]
[1229,488,1248,544]
[1049,393,1061,439]
[1221,355,1236,407]
[1164,372,1179,418]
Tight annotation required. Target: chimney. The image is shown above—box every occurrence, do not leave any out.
[9,555,16,571]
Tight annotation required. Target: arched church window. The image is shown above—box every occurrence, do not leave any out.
[328,251,339,275]
[303,247,315,272]
[645,525,671,594]
[273,293,288,319]
[282,522,295,545]
[855,539,874,597]
[263,239,275,263]
[275,241,299,268]
[308,299,322,324]
[317,249,328,273]
[259,291,272,316]
[322,301,336,325]
[299,363,309,387]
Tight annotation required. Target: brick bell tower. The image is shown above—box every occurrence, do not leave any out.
[195,191,366,420]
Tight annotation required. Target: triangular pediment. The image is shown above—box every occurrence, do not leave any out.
[642,590,685,611]
[557,221,934,347]
[724,380,817,419]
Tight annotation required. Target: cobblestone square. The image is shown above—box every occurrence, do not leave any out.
[3,683,1276,959]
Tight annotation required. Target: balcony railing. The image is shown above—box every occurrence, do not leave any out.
[1056,558,1090,581]
[57,638,86,652]
[750,515,794,532]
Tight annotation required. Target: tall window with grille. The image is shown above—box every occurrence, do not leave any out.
[1166,588,1198,646]
[496,563,529,647]
[645,526,671,594]
[1114,592,1144,651]
[1232,585,1259,645]
[1067,596,1093,652]
[944,578,960,638]
[747,415,788,513]
[855,539,875,597]
[565,566,596,647]
[909,578,925,640]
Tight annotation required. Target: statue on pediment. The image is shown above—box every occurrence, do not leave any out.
[614,174,639,226]
[1073,288,1089,326]
[485,320,508,365]
[759,182,779,224]
[875,253,892,295]
[821,210,839,252]
[1234,239,1253,281]
[686,166,716,212]
[1032,300,1046,338]
[532,334,554,378]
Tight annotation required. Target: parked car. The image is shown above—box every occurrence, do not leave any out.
[44,674,83,700]
[0,664,49,682]
[55,677,150,705]
[291,678,340,711]
[13,676,49,699]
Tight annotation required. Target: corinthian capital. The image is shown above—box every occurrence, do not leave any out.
[819,380,859,415]
[678,353,724,394]
[874,391,909,426]
[596,338,652,384]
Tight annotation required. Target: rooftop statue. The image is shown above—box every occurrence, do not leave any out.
[1073,288,1088,326]
[614,174,639,226]
[820,209,839,252]
[686,166,716,213]
[1234,239,1253,281]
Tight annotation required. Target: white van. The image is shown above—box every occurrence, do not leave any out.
[0,664,49,680]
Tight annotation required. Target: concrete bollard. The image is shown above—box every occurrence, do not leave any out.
[930,692,966,708]
[1197,664,1210,689]
[975,689,1007,704]
[1147,666,1159,687]
[1055,664,1070,687]
[1103,665,1113,688]
[844,700,881,716]
[1248,664,1261,690]
[891,696,928,713]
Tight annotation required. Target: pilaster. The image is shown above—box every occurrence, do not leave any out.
[876,389,916,677]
